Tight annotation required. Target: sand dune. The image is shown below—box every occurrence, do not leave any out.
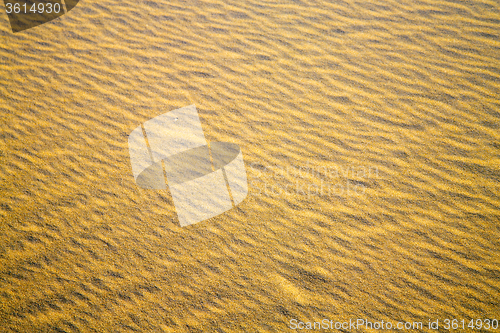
[0,0,499,331]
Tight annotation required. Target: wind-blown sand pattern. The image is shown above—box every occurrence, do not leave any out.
[0,0,499,331]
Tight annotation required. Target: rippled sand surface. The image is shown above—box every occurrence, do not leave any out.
[1,0,499,331]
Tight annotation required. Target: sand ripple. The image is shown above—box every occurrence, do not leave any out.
[0,0,499,331]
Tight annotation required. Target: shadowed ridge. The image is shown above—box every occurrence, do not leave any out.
[65,0,80,12]
[6,0,65,32]
[6,0,81,32]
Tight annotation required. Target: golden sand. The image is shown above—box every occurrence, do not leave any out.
[0,0,499,331]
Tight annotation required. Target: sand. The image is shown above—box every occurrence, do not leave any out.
[0,0,499,331]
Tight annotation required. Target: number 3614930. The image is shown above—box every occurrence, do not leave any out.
[6,2,62,14]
